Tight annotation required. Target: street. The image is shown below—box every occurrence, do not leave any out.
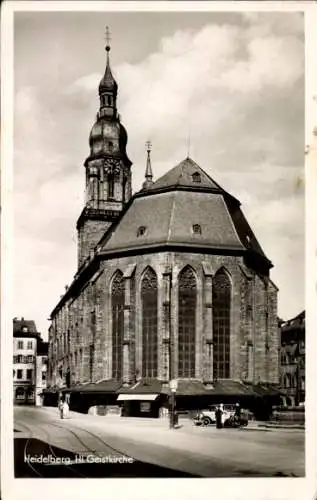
[14,406,305,478]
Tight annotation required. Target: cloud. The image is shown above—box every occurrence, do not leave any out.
[14,13,304,335]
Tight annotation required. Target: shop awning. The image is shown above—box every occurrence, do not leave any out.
[117,394,159,401]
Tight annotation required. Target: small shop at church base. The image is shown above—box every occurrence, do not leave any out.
[43,379,282,420]
[118,394,164,418]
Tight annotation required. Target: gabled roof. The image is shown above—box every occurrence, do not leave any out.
[146,157,224,192]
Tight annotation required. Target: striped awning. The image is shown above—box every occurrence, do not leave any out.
[117,394,159,401]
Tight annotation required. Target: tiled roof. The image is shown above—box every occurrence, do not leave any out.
[146,157,223,192]
[73,379,122,393]
[13,319,38,334]
[119,379,163,394]
[100,157,270,266]
[101,190,245,254]
[161,379,213,396]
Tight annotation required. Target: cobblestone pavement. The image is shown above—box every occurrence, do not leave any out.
[14,406,305,477]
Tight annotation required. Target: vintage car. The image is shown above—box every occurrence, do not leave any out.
[193,405,248,427]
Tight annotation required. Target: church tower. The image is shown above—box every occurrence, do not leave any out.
[76,28,132,268]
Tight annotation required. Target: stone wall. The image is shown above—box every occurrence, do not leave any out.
[48,250,279,388]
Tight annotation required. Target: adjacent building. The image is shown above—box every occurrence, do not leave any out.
[13,318,48,406]
[35,338,49,406]
[47,38,280,417]
[280,311,305,407]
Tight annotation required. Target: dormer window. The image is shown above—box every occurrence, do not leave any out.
[137,226,147,237]
[192,172,201,183]
[192,224,202,235]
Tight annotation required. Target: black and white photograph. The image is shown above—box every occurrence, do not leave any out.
[2,1,317,499]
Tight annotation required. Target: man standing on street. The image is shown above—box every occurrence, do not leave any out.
[234,403,241,426]
[215,405,223,429]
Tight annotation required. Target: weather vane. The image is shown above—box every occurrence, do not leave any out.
[105,26,111,51]
[146,140,152,153]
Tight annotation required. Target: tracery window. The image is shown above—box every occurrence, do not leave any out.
[111,271,124,380]
[141,268,158,378]
[178,266,197,378]
[213,269,231,379]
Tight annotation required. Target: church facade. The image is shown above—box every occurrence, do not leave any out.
[47,39,280,416]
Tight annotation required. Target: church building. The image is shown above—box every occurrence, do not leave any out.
[47,37,280,417]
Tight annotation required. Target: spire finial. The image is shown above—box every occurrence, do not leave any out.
[143,140,154,189]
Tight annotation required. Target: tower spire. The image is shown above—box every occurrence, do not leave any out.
[98,26,117,111]
[143,140,154,190]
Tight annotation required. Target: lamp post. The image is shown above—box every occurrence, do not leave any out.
[169,379,178,428]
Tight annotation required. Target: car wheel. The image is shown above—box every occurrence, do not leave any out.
[202,417,211,426]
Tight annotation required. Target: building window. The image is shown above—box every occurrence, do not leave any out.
[192,172,201,183]
[15,387,25,400]
[213,269,231,379]
[17,369,23,380]
[108,141,113,152]
[27,389,34,400]
[42,372,46,381]
[26,369,33,380]
[141,267,158,378]
[192,224,201,235]
[137,226,147,237]
[17,341,23,350]
[111,271,124,380]
[107,95,112,106]
[27,355,33,363]
[16,355,24,363]
[108,173,115,199]
[27,341,33,349]
[178,266,197,378]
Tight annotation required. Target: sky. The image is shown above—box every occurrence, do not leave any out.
[13,10,305,339]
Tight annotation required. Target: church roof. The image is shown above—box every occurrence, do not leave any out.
[146,157,224,192]
[100,189,245,253]
[99,157,270,266]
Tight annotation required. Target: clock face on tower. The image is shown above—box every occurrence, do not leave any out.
[104,158,121,175]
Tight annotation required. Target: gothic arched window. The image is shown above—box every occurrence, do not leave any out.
[111,271,124,380]
[213,269,231,379]
[178,266,197,378]
[141,268,158,378]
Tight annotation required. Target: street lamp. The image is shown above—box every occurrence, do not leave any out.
[169,379,178,428]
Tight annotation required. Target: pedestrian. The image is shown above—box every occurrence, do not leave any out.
[234,403,241,426]
[63,399,70,419]
[215,405,223,429]
[59,397,64,419]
